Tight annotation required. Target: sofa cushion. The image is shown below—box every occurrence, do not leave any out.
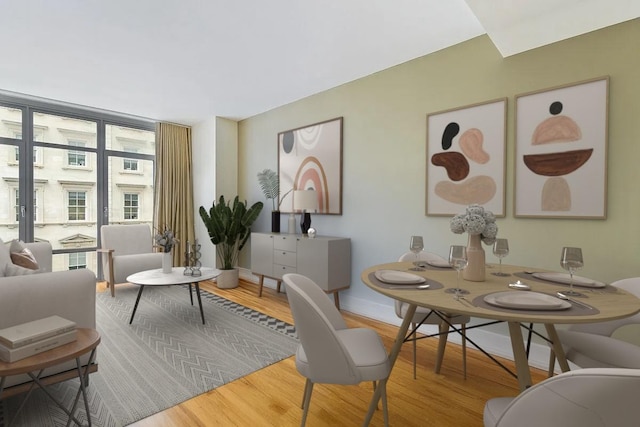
[5,263,38,276]
[0,238,10,278]
[10,247,39,270]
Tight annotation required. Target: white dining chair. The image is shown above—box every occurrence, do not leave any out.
[283,273,391,427]
[484,368,640,427]
[396,251,470,379]
[549,277,640,373]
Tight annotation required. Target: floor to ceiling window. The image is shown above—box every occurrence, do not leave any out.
[0,95,155,275]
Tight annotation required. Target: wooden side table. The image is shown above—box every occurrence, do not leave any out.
[0,328,100,426]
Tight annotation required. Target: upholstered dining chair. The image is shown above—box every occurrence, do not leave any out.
[395,251,471,379]
[283,273,391,427]
[549,277,640,373]
[98,224,163,297]
[484,368,640,427]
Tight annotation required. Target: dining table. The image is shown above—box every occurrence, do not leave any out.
[360,261,640,425]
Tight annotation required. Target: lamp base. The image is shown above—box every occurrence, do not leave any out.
[300,212,311,234]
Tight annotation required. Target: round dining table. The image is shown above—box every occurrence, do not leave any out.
[360,261,640,425]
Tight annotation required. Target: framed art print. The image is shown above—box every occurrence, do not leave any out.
[514,77,609,218]
[426,98,507,216]
[278,117,343,215]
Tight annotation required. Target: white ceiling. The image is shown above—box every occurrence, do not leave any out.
[0,0,637,125]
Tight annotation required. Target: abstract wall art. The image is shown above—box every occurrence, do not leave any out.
[278,117,343,215]
[426,98,507,216]
[514,77,609,218]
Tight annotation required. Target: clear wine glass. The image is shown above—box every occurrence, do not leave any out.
[491,238,510,277]
[446,245,469,298]
[560,247,584,297]
[409,236,425,271]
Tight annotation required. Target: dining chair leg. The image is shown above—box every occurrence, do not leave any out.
[301,378,310,409]
[462,323,467,379]
[372,381,380,409]
[412,322,417,379]
[434,321,449,374]
[548,349,556,377]
[301,379,313,427]
[380,381,389,427]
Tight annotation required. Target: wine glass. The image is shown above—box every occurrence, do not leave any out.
[408,236,425,271]
[491,238,510,277]
[446,245,469,298]
[560,247,584,297]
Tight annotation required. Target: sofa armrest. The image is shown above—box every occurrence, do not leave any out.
[24,241,53,273]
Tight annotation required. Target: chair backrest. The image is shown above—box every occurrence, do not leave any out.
[569,277,640,336]
[101,224,154,256]
[283,273,359,384]
[493,368,640,427]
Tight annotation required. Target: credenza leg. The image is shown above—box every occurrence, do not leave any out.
[258,275,264,297]
[333,292,340,310]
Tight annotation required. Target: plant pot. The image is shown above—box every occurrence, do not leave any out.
[216,268,239,289]
[271,211,281,233]
[463,233,485,282]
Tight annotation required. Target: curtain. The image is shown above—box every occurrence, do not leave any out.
[154,122,195,266]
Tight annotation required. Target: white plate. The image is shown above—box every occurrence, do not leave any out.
[484,291,571,311]
[424,254,451,268]
[532,272,606,288]
[374,270,426,284]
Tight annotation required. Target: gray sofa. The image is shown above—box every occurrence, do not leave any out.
[0,239,97,394]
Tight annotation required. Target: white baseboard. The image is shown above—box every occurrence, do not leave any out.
[238,268,565,374]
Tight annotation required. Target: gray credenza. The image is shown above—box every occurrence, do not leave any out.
[250,232,351,308]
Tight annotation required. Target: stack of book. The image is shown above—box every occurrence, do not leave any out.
[0,315,77,363]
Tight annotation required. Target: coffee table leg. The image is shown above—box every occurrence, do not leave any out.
[129,285,145,324]
[189,284,194,305]
[195,282,205,324]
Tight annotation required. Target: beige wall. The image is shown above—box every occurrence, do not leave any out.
[197,19,640,364]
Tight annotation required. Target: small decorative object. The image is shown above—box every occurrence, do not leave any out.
[199,195,263,288]
[293,190,317,234]
[450,204,498,282]
[257,169,292,233]
[184,240,202,276]
[155,226,178,274]
[307,227,316,238]
[287,213,296,234]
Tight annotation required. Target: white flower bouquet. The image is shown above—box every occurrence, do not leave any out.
[450,204,498,245]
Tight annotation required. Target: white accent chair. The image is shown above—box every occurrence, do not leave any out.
[98,224,163,297]
[484,368,640,427]
[549,277,640,372]
[283,273,391,427]
[395,251,470,378]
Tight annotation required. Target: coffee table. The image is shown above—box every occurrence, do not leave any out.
[126,267,221,325]
[0,328,100,426]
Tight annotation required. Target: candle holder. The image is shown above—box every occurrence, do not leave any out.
[183,240,202,276]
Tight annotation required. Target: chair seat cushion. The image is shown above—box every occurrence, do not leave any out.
[557,329,640,369]
[113,252,163,284]
[399,304,470,325]
[483,397,513,427]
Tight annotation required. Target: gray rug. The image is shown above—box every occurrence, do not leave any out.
[1,284,298,426]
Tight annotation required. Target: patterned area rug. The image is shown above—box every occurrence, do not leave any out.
[1,284,298,427]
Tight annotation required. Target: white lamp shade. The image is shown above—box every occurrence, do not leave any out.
[293,190,317,212]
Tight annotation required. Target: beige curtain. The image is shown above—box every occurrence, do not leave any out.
[154,122,195,265]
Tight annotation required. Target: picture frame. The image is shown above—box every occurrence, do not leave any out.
[278,117,343,215]
[426,98,507,217]
[514,77,609,219]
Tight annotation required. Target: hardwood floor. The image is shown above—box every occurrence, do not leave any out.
[99,280,546,426]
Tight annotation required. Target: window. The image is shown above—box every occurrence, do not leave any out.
[69,252,87,270]
[68,140,86,166]
[14,189,38,222]
[124,193,139,220]
[123,158,138,171]
[68,191,86,220]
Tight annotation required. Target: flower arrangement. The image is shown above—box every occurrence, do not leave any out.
[450,204,498,245]
[154,226,179,252]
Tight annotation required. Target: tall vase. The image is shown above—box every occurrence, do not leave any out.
[271,211,281,233]
[162,251,173,274]
[463,233,485,282]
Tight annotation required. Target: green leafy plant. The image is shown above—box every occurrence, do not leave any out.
[199,195,263,270]
[257,168,292,211]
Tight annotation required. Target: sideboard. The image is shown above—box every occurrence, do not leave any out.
[250,232,351,308]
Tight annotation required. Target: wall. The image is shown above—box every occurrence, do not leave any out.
[195,19,640,367]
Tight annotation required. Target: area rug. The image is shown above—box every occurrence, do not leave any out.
[1,283,298,427]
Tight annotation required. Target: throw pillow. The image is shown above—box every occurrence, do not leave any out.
[9,239,26,254]
[10,248,39,270]
[4,263,38,276]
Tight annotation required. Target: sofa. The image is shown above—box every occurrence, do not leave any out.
[0,238,97,395]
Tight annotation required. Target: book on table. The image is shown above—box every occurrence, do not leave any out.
[0,315,76,349]
[0,330,78,363]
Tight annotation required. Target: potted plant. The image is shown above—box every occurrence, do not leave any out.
[257,169,292,233]
[199,195,263,288]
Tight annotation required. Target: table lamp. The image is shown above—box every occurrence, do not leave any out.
[293,190,317,235]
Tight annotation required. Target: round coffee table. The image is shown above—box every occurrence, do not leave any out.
[126,267,221,325]
[0,328,100,426]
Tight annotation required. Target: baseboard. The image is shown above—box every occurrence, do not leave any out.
[237,268,566,374]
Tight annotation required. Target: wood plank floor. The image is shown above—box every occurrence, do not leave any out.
[99,280,547,426]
